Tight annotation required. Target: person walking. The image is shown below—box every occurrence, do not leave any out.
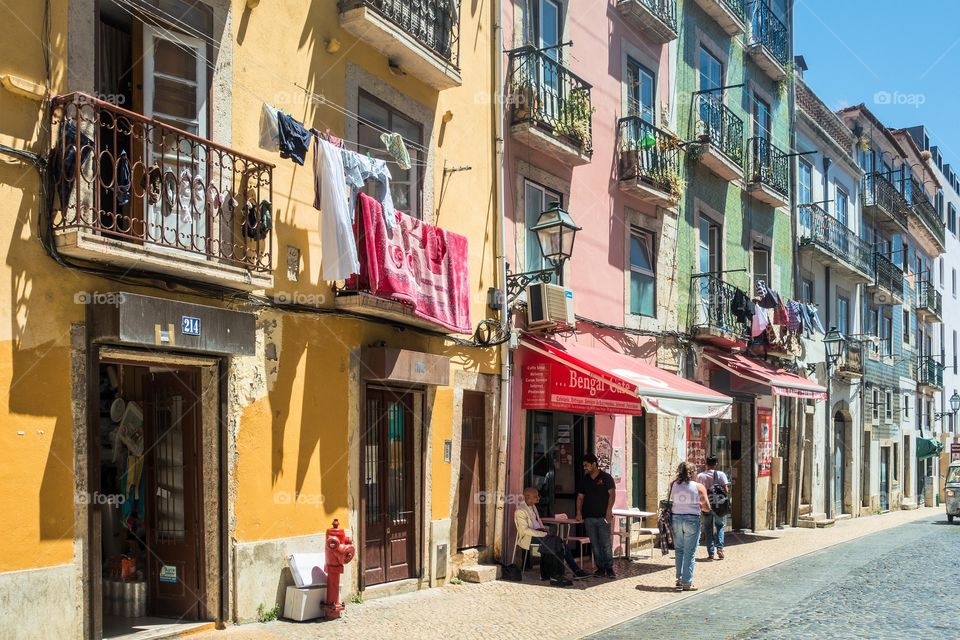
[576,454,616,578]
[669,461,711,591]
[697,456,730,560]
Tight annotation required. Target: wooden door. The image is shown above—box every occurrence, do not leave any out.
[457,392,485,550]
[362,388,416,587]
[145,370,204,619]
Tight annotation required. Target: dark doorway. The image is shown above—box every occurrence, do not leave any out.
[524,411,595,517]
[834,412,846,515]
[776,401,792,527]
[144,370,204,619]
[362,388,417,587]
[456,392,486,550]
[880,446,891,511]
[631,415,647,511]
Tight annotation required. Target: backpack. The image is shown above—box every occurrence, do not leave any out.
[709,470,731,517]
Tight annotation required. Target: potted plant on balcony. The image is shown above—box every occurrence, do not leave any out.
[554,87,594,149]
[619,137,639,179]
[510,77,538,121]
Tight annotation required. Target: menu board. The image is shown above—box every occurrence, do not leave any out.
[757,407,773,477]
[687,418,706,470]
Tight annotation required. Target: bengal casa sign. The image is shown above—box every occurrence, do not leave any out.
[520,349,644,415]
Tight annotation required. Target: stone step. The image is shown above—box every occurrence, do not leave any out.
[459,564,499,583]
[797,517,836,529]
[799,503,812,516]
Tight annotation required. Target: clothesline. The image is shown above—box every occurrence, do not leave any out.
[114,0,430,156]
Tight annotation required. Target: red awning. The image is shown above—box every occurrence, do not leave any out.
[520,336,732,419]
[702,349,827,400]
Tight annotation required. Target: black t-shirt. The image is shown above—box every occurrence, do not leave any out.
[578,470,615,518]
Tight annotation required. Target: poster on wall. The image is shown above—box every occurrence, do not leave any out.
[611,447,623,480]
[596,435,613,472]
[757,407,773,477]
[687,418,706,470]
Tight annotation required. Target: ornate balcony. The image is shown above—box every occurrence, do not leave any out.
[508,46,593,166]
[867,253,904,305]
[908,179,946,253]
[339,0,462,90]
[797,204,873,282]
[916,356,944,394]
[688,274,750,349]
[746,137,789,208]
[49,93,273,290]
[694,94,744,182]
[693,0,746,36]
[916,280,943,324]
[861,172,910,235]
[616,0,678,43]
[617,117,683,207]
[836,338,864,381]
[747,1,789,80]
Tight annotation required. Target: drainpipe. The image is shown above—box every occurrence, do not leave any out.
[491,0,512,563]
[822,154,833,519]
[787,0,803,528]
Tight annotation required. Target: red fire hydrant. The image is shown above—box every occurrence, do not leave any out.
[323,519,355,619]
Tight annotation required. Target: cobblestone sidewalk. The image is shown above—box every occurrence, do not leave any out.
[189,507,937,640]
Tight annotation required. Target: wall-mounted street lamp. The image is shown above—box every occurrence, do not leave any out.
[505,204,580,303]
[823,326,845,520]
[934,391,960,421]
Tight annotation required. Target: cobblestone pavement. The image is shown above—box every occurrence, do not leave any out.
[592,511,959,640]
[188,507,940,640]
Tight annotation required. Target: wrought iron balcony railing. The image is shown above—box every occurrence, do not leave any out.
[339,0,461,67]
[797,203,873,277]
[916,356,944,389]
[721,0,747,23]
[632,0,678,31]
[909,178,946,248]
[837,338,864,377]
[688,273,750,338]
[872,253,904,301]
[747,136,789,197]
[49,93,273,273]
[508,46,593,154]
[861,172,910,230]
[918,280,943,320]
[748,1,789,67]
[617,116,682,196]
[696,94,745,167]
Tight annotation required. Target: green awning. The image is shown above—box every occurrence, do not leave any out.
[917,437,944,459]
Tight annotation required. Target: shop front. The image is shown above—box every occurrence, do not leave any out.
[694,349,826,531]
[507,336,732,547]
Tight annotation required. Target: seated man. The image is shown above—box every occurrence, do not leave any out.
[515,487,587,586]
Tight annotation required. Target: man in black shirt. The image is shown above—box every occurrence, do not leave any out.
[576,453,617,578]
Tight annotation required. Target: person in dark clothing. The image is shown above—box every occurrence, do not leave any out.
[576,454,617,578]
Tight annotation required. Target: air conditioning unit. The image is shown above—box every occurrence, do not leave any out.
[527,283,575,330]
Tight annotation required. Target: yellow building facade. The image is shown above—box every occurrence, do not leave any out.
[0,1,502,637]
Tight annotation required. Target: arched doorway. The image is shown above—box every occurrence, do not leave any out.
[834,410,847,515]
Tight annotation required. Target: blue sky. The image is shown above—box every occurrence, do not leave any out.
[794,1,960,163]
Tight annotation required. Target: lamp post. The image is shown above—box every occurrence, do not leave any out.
[505,204,580,303]
[933,390,960,423]
[823,327,844,519]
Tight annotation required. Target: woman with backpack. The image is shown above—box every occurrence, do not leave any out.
[697,455,731,560]
[669,461,711,591]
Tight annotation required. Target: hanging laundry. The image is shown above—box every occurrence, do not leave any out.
[341,147,397,230]
[755,278,769,299]
[51,119,94,209]
[731,289,755,327]
[380,131,411,170]
[115,150,131,206]
[757,283,783,310]
[773,300,789,325]
[751,305,770,338]
[807,304,825,334]
[798,303,814,337]
[177,169,193,224]
[321,130,345,149]
[277,111,312,165]
[313,137,360,280]
[259,103,281,152]
[143,164,162,205]
[786,300,802,332]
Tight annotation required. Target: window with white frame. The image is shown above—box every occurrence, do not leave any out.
[629,227,656,317]
[524,180,562,276]
[872,388,880,420]
[752,245,771,288]
[835,184,849,226]
[837,295,849,337]
[903,394,910,420]
[885,391,893,421]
